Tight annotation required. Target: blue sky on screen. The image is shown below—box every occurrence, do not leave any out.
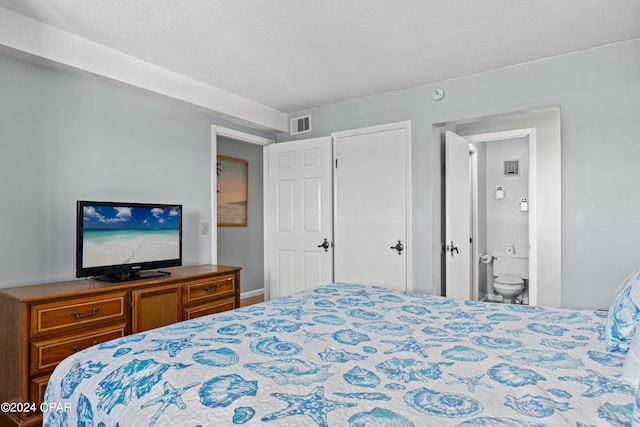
[83,205,180,230]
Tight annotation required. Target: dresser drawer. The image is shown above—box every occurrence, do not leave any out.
[184,274,235,304]
[183,297,236,320]
[31,322,127,375]
[31,374,50,409]
[31,291,127,337]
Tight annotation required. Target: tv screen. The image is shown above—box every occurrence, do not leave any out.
[76,200,182,282]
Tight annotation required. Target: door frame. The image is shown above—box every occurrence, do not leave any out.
[470,143,478,301]
[465,128,537,305]
[331,120,413,292]
[433,107,561,308]
[211,125,274,299]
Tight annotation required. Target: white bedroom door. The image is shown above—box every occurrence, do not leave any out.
[267,137,333,299]
[332,122,412,291]
[445,131,472,300]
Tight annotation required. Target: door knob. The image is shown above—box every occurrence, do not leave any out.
[317,238,330,252]
[447,241,459,257]
[390,240,404,255]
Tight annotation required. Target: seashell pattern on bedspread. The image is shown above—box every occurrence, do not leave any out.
[43,283,635,426]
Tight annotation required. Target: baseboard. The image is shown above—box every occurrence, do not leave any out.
[240,288,264,300]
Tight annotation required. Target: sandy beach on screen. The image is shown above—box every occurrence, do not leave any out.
[83,233,179,267]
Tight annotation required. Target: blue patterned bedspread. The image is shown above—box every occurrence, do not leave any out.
[44,283,635,426]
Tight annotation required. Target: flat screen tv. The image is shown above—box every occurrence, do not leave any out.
[76,200,182,282]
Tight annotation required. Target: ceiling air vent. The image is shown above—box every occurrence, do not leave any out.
[504,160,520,176]
[290,115,311,135]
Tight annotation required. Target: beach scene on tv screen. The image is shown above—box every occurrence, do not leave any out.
[82,205,180,268]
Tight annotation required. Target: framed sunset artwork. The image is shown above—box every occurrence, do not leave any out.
[216,155,248,226]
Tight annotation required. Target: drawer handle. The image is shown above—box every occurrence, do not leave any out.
[203,284,221,292]
[71,340,99,353]
[204,308,222,316]
[70,307,99,318]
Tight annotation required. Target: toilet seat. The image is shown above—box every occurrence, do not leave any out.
[494,273,524,286]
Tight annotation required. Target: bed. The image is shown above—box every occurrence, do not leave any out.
[43,283,638,426]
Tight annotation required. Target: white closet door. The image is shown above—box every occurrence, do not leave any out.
[332,122,411,291]
[267,137,333,299]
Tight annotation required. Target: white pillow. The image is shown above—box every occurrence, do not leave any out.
[622,324,640,387]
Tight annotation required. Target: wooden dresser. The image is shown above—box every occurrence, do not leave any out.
[0,264,241,427]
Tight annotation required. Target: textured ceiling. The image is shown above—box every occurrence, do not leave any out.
[0,0,639,114]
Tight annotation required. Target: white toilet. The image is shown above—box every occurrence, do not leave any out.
[492,254,528,303]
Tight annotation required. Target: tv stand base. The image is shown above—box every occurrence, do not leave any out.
[98,270,171,282]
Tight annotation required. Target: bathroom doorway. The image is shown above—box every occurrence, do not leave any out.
[469,131,532,304]
[445,129,534,304]
[433,107,562,308]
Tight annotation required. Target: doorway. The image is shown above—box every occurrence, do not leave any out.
[211,126,274,301]
[433,108,562,308]
[469,131,533,304]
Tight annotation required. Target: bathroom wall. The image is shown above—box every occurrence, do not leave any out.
[485,137,529,258]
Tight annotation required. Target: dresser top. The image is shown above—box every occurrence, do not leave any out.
[0,264,241,302]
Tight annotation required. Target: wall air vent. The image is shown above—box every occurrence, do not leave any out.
[290,115,311,135]
[504,160,520,176]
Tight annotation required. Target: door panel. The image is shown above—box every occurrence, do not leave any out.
[333,124,410,291]
[276,250,295,297]
[303,251,323,285]
[303,179,322,231]
[445,131,472,300]
[276,180,294,232]
[268,137,333,298]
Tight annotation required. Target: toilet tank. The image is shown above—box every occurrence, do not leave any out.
[492,254,529,278]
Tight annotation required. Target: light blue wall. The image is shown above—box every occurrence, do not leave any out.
[0,53,275,288]
[217,137,264,294]
[279,39,640,309]
[2,38,639,308]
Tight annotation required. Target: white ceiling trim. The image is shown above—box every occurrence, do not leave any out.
[0,7,288,133]
[212,125,274,146]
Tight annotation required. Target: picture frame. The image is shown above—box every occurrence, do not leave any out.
[216,155,248,227]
